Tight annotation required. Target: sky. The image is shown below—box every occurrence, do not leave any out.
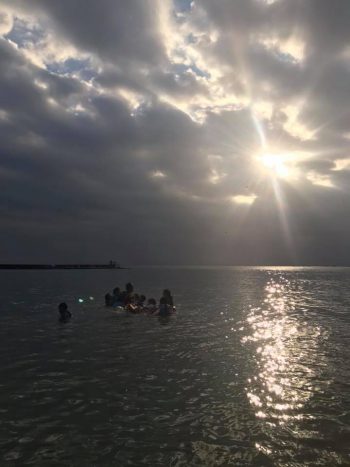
[1,0,350,265]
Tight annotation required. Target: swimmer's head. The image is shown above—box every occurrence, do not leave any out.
[58,302,68,313]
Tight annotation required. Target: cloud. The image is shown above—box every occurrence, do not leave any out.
[1,1,350,264]
[0,9,12,35]
[231,194,257,205]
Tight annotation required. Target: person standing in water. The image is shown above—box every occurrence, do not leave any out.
[119,282,134,306]
[58,302,72,322]
[111,287,121,306]
[158,297,170,316]
[162,289,174,306]
[105,293,113,307]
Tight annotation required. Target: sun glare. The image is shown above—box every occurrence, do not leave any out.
[259,152,289,178]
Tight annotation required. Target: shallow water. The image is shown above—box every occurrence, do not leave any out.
[0,267,350,466]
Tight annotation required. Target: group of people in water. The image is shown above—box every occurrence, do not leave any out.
[57,282,175,322]
[105,282,175,316]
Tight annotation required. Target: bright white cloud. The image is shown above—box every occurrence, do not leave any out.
[281,102,316,141]
[307,171,334,188]
[333,159,350,171]
[0,10,13,35]
[151,170,167,178]
[230,194,257,205]
[256,34,306,64]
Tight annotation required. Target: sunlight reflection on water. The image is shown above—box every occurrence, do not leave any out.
[242,273,336,462]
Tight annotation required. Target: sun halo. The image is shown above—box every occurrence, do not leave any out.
[259,152,290,179]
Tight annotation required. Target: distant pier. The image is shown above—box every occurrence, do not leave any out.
[0,261,125,270]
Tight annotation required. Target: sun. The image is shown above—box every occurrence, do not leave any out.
[259,152,289,178]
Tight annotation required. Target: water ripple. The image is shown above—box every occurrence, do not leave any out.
[0,268,350,465]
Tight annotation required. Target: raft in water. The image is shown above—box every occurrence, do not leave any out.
[109,305,176,315]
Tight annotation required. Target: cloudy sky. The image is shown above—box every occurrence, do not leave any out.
[1,0,350,265]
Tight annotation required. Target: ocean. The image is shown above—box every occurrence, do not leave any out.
[0,267,350,466]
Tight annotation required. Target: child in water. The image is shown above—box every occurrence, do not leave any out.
[58,302,72,322]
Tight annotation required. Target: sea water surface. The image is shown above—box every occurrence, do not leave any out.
[0,267,350,466]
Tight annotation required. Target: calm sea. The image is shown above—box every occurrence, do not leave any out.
[0,267,350,466]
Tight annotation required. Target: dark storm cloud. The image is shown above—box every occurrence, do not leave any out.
[1,0,350,264]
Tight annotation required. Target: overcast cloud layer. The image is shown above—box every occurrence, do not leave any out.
[1,0,350,265]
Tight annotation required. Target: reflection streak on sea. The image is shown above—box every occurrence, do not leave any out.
[241,273,328,457]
